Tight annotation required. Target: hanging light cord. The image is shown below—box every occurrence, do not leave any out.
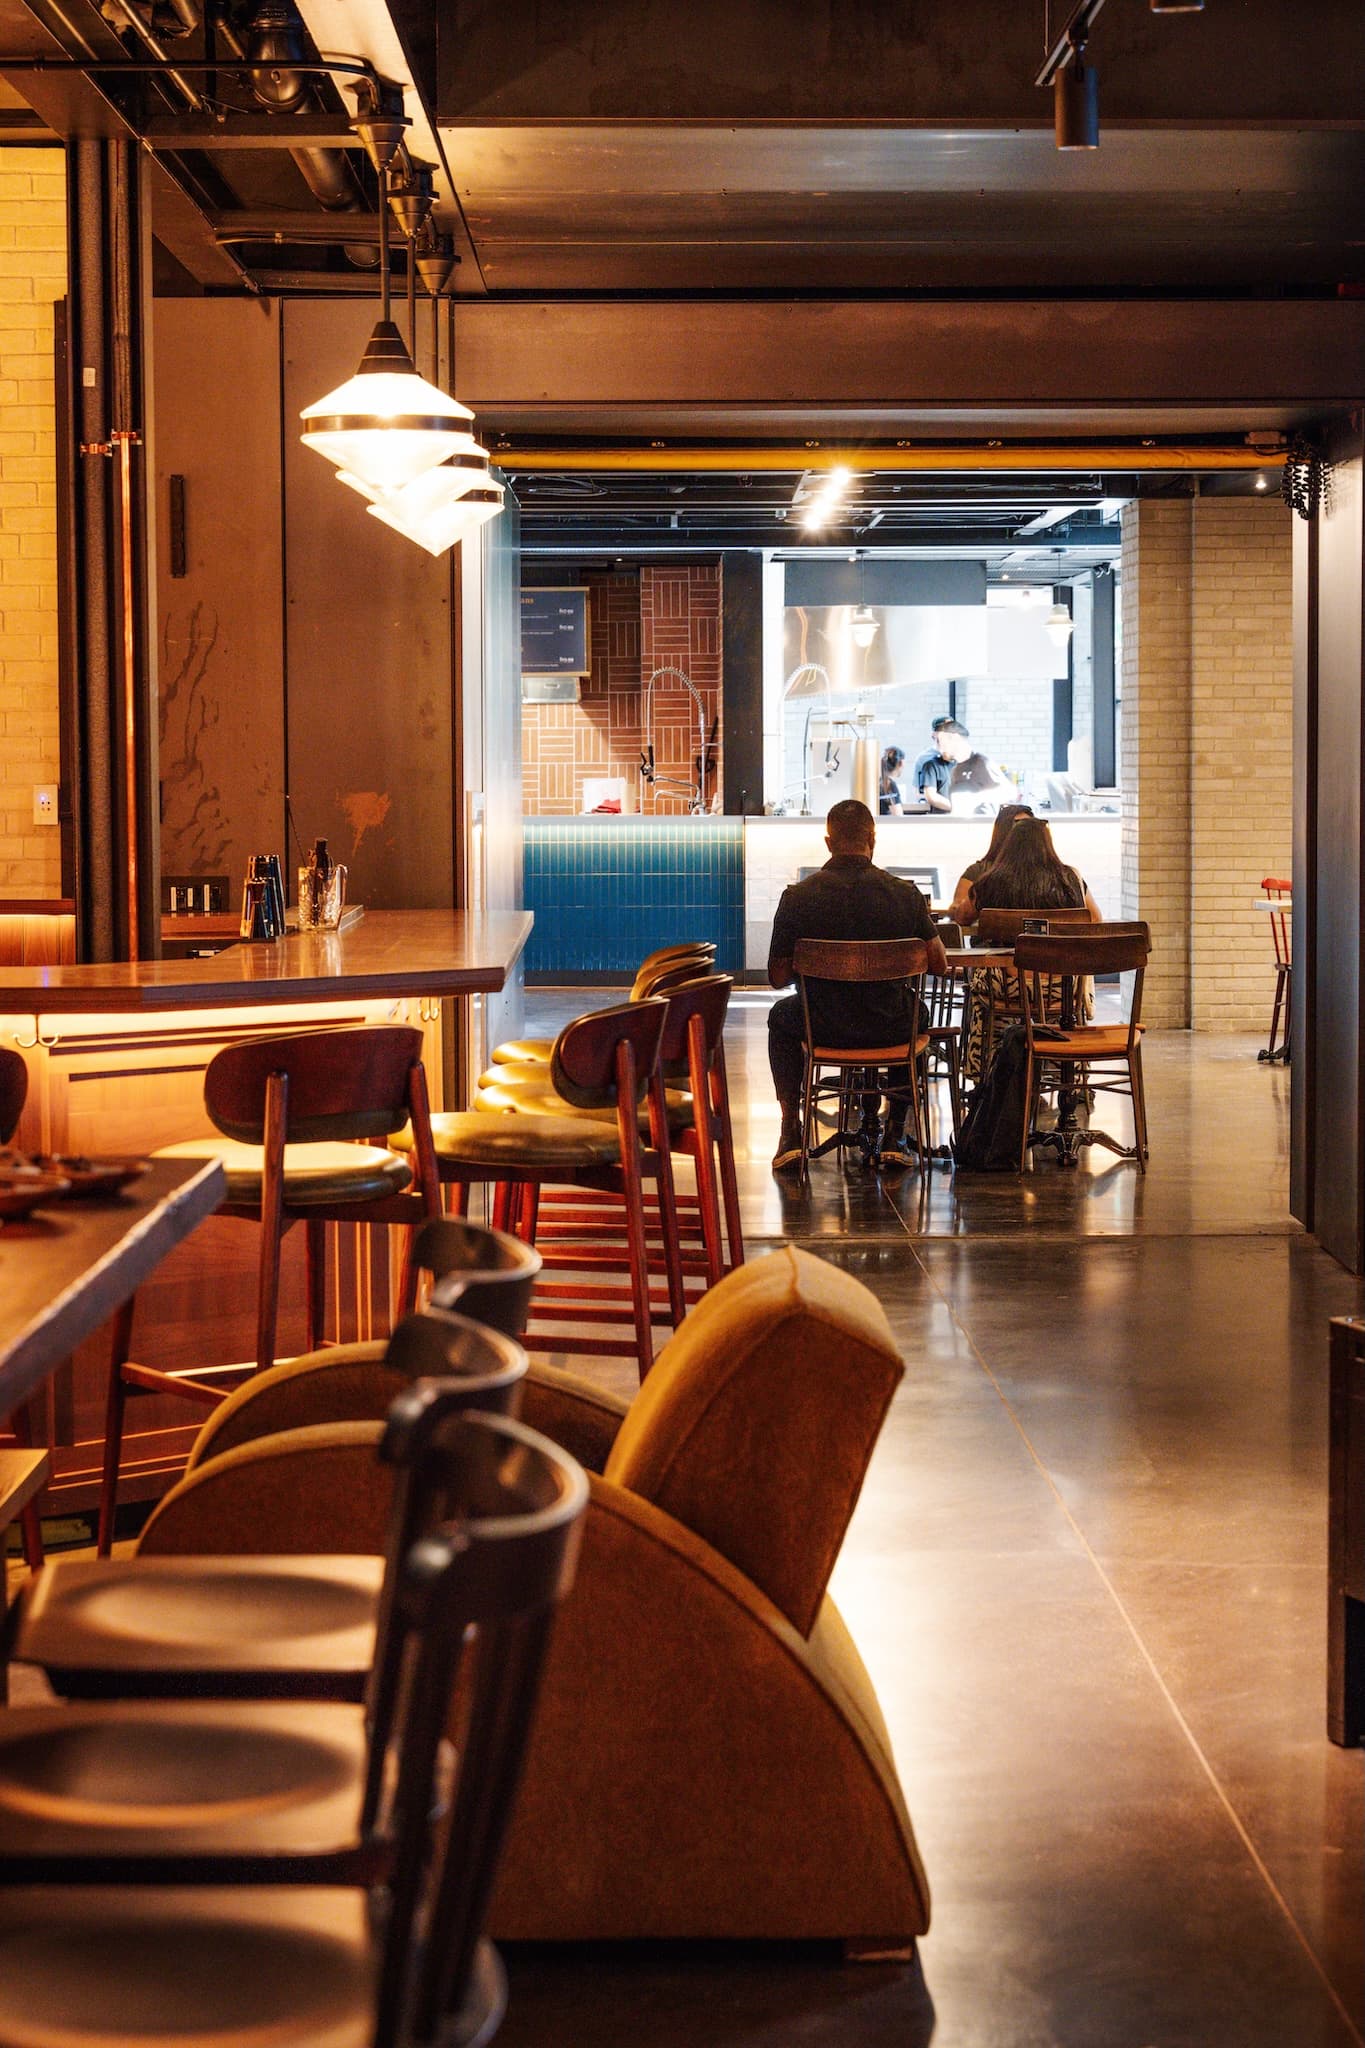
[406,231,417,357]
[377,156,390,326]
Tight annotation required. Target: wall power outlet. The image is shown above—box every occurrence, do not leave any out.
[33,785,58,826]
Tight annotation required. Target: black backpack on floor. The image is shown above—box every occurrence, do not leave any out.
[952,1023,1030,1172]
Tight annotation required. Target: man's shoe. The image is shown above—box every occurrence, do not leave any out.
[878,1130,915,1172]
[772,1123,803,1173]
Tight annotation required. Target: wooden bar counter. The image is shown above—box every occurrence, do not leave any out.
[0,910,531,1516]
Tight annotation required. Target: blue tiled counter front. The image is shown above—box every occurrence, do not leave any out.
[524,817,745,977]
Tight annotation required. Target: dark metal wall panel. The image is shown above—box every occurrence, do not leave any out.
[478,475,523,1058]
[154,299,285,893]
[720,552,762,817]
[1306,424,1364,1269]
[1291,508,1317,1230]
[281,299,455,911]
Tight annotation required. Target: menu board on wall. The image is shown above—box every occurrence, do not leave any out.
[521,586,590,677]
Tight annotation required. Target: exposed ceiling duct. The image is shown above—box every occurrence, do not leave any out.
[244,0,376,267]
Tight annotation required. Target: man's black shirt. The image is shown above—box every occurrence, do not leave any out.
[769,855,937,1045]
[913,749,953,805]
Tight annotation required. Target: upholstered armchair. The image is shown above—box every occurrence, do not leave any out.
[494,1243,930,1948]
[121,1242,929,1950]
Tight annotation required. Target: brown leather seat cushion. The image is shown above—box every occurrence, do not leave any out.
[474,1079,695,1135]
[154,1137,411,1206]
[491,1038,553,1065]
[406,1109,622,1170]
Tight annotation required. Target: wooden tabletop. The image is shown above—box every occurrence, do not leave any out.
[0,1156,224,1413]
[0,909,533,1016]
[942,946,1016,968]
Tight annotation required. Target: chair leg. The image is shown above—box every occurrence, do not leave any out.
[652,1139,689,1326]
[711,1052,744,1270]
[799,1051,816,1183]
[9,1404,44,1570]
[691,1121,726,1289]
[618,1157,655,1382]
[96,1294,137,1559]
[305,1219,328,1349]
[1019,1051,1036,1174]
[1131,1046,1150,1170]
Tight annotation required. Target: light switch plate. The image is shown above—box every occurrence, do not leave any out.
[32,784,57,825]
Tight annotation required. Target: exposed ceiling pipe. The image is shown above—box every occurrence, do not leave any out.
[245,0,377,267]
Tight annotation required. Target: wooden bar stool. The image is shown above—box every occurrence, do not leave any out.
[477,975,744,1292]
[397,1000,683,1378]
[1260,874,1292,1064]
[489,941,714,1067]
[99,1024,443,1554]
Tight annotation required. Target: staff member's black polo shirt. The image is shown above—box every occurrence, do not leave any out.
[913,748,953,806]
[769,856,937,1046]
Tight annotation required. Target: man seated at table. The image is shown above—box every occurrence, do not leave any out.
[767,798,948,1174]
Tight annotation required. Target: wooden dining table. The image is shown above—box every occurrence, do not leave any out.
[0,1156,225,1417]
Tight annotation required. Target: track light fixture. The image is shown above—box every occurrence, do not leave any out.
[1054,36,1099,148]
[1149,0,1203,11]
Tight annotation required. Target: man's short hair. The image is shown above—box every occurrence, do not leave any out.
[826,799,875,850]
[934,718,969,737]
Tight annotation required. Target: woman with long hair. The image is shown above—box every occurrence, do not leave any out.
[962,817,1100,1078]
[879,746,907,816]
[946,802,1034,923]
[970,816,1101,921]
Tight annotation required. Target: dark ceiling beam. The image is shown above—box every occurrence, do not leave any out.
[437,0,1365,124]
[516,527,1118,553]
[455,298,1365,426]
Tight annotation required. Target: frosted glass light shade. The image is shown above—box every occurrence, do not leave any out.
[850,605,879,649]
[334,439,490,506]
[368,481,505,557]
[1044,602,1074,647]
[299,319,475,491]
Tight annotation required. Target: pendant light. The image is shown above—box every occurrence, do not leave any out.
[361,239,504,555]
[849,551,879,649]
[1045,552,1074,648]
[299,115,475,494]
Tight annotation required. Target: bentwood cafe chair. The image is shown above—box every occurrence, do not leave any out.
[1014,923,1152,1172]
[0,1406,587,2048]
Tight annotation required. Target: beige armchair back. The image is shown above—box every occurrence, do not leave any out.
[605,1245,904,1637]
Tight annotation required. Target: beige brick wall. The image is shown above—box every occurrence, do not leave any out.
[0,147,63,898]
[1190,498,1293,1031]
[1120,495,1292,1031]
[1121,499,1192,1026]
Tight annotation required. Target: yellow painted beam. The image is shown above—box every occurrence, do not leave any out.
[495,444,1277,474]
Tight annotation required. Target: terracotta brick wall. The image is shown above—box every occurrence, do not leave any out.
[0,147,64,897]
[522,564,722,814]
[1120,496,1292,1031]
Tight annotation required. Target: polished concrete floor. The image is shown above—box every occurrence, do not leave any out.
[498,992,1363,2048]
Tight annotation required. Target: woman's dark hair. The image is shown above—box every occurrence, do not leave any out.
[971,816,1085,912]
[880,746,905,794]
[980,802,1033,869]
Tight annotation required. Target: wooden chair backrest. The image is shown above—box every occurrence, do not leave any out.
[397,1411,586,2047]
[793,937,929,983]
[659,974,732,1067]
[205,1024,425,1145]
[550,998,668,1109]
[636,940,716,979]
[369,1406,587,2048]
[417,1218,543,1340]
[1015,924,1150,977]
[631,954,714,1002]
[975,905,1095,945]
[0,1045,26,1144]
